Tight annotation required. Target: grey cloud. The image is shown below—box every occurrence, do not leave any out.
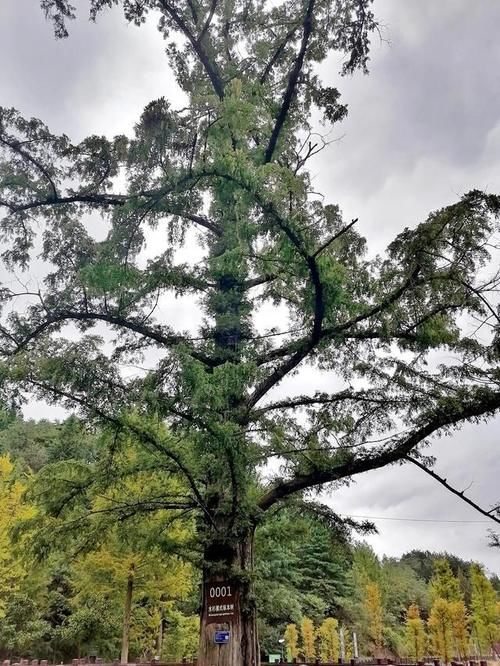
[315,0,500,206]
[0,1,180,140]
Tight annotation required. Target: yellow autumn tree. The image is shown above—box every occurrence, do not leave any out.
[341,626,353,660]
[405,604,426,662]
[0,454,35,617]
[428,558,469,662]
[449,600,469,660]
[430,559,462,602]
[317,617,340,662]
[470,563,500,654]
[300,617,316,660]
[285,623,299,661]
[364,581,384,656]
[429,598,454,664]
[25,434,198,662]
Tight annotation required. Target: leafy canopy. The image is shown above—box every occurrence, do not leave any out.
[0,0,499,562]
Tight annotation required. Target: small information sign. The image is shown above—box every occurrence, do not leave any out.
[214,631,230,645]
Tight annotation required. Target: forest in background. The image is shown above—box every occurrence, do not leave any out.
[1,414,499,663]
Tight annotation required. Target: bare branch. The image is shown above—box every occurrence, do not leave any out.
[406,456,500,525]
[312,218,358,258]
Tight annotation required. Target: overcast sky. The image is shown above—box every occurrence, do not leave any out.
[1,1,499,573]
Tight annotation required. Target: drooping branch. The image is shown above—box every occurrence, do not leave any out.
[251,389,409,419]
[6,309,217,367]
[25,377,215,527]
[405,455,500,525]
[257,387,500,511]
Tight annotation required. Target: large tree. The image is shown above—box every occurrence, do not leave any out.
[1,2,500,665]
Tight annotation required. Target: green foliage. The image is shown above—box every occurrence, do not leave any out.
[254,507,353,652]
[0,415,96,472]
[317,617,340,662]
[1,2,500,664]
[1,428,500,662]
[430,559,463,603]
[470,564,500,653]
[284,623,299,661]
[405,604,426,662]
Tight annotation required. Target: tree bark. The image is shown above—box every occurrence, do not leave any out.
[157,616,164,659]
[198,532,258,666]
[121,563,135,665]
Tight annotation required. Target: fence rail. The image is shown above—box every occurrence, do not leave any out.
[3,658,497,666]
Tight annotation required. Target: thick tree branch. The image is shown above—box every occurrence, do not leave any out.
[247,265,421,408]
[0,190,222,236]
[254,264,421,367]
[197,0,218,42]
[251,389,409,418]
[259,22,302,85]
[257,388,500,511]
[157,0,225,99]
[264,0,316,163]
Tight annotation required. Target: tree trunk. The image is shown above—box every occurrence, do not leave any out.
[157,616,164,658]
[198,532,258,666]
[121,564,135,665]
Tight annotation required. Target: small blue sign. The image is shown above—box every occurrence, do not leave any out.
[214,631,230,645]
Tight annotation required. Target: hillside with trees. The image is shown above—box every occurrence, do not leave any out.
[1,415,499,663]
